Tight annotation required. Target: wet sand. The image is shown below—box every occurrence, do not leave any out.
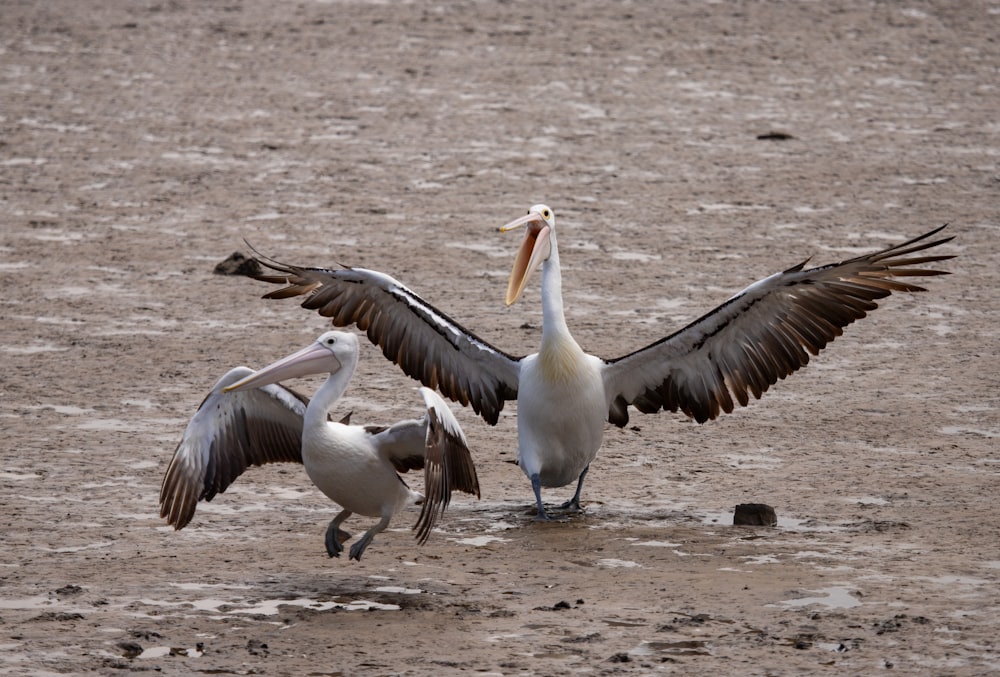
[2,1,998,674]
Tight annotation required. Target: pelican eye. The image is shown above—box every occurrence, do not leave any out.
[542,209,551,219]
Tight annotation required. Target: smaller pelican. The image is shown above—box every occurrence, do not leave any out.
[159,330,480,561]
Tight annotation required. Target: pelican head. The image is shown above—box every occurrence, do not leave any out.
[500,203,555,306]
[224,330,358,392]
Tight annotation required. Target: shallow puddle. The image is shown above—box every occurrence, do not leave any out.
[772,586,861,609]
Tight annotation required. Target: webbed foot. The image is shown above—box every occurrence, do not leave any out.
[349,533,374,561]
[557,465,589,515]
[532,507,554,522]
[556,496,584,513]
[325,518,351,558]
[348,515,391,561]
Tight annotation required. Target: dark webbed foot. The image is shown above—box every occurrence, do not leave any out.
[349,531,375,561]
[325,520,351,558]
[530,466,589,518]
[532,507,554,522]
[528,503,572,522]
[563,466,589,513]
[530,473,552,521]
[556,496,584,513]
[348,515,391,561]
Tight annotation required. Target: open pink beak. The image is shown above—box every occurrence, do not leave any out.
[499,213,551,306]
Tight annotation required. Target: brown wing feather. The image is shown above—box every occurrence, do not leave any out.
[604,225,954,425]
[159,368,308,530]
[412,389,481,545]
[248,260,521,425]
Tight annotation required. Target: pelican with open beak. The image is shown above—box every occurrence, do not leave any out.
[243,206,953,519]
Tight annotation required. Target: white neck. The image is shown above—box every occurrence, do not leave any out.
[539,234,582,358]
[304,353,357,430]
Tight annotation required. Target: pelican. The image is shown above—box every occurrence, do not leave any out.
[159,330,481,559]
[247,206,953,519]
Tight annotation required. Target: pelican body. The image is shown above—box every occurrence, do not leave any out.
[159,331,480,559]
[247,206,953,519]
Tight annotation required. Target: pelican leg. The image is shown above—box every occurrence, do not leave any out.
[325,509,353,558]
[557,465,590,513]
[530,473,552,521]
[348,514,392,561]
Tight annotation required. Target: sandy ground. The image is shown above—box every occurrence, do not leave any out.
[2,0,998,674]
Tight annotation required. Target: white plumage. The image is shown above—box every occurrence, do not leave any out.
[248,206,953,519]
[160,330,480,559]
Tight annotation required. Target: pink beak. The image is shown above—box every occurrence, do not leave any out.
[500,213,551,306]
[224,341,341,392]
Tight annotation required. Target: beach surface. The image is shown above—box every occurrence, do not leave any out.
[2,1,997,674]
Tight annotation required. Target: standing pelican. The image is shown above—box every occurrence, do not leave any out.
[159,330,480,559]
[246,207,952,519]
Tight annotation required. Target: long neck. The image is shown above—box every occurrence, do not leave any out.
[304,356,357,430]
[540,247,569,342]
[538,236,583,360]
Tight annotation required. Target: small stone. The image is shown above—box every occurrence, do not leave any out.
[247,638,269,656]
[757,131,795,141]
[214,252,262,277]
[733,503,777,526]
[117,641,143,659]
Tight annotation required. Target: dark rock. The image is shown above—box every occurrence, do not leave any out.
[757,131,795,140]
[734,503,777,526]
[874,614,910,635]
[55,584,83,596]
[247,638,269,656]
[130,629,163,641]
[117,641,143,659]
[214,251,262,276]
[28,611,84,622]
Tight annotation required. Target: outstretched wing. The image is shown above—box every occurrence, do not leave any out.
[368,387,480,545]
[252,260,521,425]
[602,225,954,426]
[159,367,308,529]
